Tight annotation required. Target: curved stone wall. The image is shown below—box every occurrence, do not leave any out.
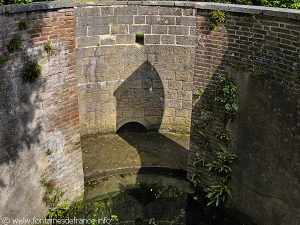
[190,4,300,225]
[0,1,299,225]
[0,3,84,219]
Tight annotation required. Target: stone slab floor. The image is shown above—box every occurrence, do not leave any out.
[81,132,190,181]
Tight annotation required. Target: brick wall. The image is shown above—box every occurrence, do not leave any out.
[191,8,300,225]
[75,4,197,135]
[0,6,84,218]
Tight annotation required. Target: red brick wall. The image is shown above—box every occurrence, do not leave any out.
[0,7,83,218]
[191,10,300,225]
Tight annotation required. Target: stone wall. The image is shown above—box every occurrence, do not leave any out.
[75,4,197,135]
[0,4,84,219]
[190,4,300,225]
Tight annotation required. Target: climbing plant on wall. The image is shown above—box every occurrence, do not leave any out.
[191,73,238,207]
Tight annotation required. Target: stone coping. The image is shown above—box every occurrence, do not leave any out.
[0,1,300,20]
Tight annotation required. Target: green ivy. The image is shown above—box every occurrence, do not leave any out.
[208,10,226,30]
[214,74,238,114]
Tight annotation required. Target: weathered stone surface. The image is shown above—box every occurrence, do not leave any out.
[116,34,135,44]
[152,25,168,34]
[88,25,110,36]
[111,24,128,34]
[145,34,160,44]
[161,35,175,45]
[129,25,151,33]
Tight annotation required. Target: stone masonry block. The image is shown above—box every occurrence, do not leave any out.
[101,7,113,16]
[165,89,177,99]
[134,16,146,24]
[100,35,116,45]
[111,24,128,34]
[165,99,182,108]
[183,82,193,91]
[78,16,116,27]
[116,34,135,44]
[138,6,158,15]
[178,90,192,101]
[88,25,110,36]
[77,36,99,48]
[152,25,168,34]
[117,15,134,24]
[147,16,175,25]
[159,7,175,15]
[145,34,160,45]
[175,108,190,118]
[183,8,196,16]
[168,80,182,90]
[161,35,175,45]
[176,36,197,46]
[78,7,100,17]
[114,6,137,15]
[176,17,196,26]
[169,26,189,35]
[76,26,87,36]
[129,25,151,34]
[175,71,193,81]
[164,108,176,117]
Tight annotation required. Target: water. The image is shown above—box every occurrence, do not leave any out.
[63,176,255,225]
[64,131,256,225]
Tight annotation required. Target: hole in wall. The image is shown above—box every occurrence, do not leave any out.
[117,122,148,134]
[135,32,144,45]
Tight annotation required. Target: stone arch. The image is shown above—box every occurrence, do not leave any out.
[116,118,150,132]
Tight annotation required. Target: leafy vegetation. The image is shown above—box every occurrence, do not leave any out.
[205,178,231,207]
[214,74,238,114]
[206,150,237,175]
[18,20,29,30]
[194,89,204,101]
[21,61,42,83]
[7,35,22,52]
[208,10,226,30]
[192,150,237,207]
[40,180,62,207]
[212,0,300,9]
[0,55,7,67]
[12,0,32,4]
[44,43,54,54]
[45,149,52,156]
[47,201,70,220]
[148,218,157,225]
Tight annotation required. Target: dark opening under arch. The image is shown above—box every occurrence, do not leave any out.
[117,122,148,134]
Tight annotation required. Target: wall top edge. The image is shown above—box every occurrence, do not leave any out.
[0,1,299,20]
